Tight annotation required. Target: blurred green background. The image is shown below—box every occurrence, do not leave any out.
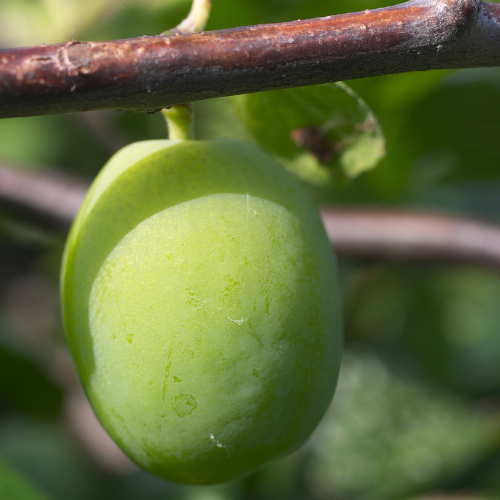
[1,0,500,499]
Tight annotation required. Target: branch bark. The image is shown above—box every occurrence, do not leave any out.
[1,0,500,118]
[3,163,500,270]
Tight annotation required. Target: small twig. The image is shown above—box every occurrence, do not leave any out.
[2,163,500,270]
[164,0,212,35]
[1,0,500,118]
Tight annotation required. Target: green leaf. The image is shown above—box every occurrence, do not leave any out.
[0,322,63,419]
[0,420,103,500]
[0,460,51,500]
[231,83,385,188]
[386,76,500,186]
[307,350,492,500]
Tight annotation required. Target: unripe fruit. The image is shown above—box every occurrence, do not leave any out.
[61,138,342,484]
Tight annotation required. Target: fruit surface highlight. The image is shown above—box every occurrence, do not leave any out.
[61,138,342,484]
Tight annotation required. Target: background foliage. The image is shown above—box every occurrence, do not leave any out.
[1,0,500,499]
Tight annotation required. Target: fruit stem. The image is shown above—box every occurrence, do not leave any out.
[160,0,211,139]
[162,0,212,35]
[162,104,195,141]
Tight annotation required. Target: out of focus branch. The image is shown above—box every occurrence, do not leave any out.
[0,164,88,229]
[321,208,500,268]
[2,163,500,270]
[1,0,500,118]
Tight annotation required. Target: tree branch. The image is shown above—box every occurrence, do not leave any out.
[1,0,500,118]
[0,164,87,229]
[321,208,500,269]
[2,163,500,270]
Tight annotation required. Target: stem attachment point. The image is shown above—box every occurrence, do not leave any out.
[162,104,195,141]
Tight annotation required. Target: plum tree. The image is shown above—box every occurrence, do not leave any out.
[60,135,343,484]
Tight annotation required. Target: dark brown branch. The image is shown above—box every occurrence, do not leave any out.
[2,163,500,270]
[1,0,500,118]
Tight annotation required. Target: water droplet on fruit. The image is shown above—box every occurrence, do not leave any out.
[172,394,197,417]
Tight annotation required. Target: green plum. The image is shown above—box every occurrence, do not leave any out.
[60,137,343,484]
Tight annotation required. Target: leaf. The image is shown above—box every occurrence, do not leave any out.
[386,77,500,186]
[0,420,103,500]
[231,83,386,188]
[0,321,63,419]
[0,461,51,500]
[306,350,492,500]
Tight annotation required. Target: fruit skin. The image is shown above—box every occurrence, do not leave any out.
[61,138,343,484]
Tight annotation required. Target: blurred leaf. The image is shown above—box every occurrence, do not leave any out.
[0,460,51,500]
[0,0,113,48]
[82,0,190,42]
[344,71,450,198]
[386,79,500,190]
[0,117,62,167]
[398,273,458,389]
[238,453,308,500]
[349,71,450,119]
[0,419,101,500]
[341,265,410,346]
[0,113,116,179]
[232,83,385,191]
[342,264,500,395]
[436,269,500,394]
[194,98,254,144]
[410,496,493,500]
[306,350,492,500]
[175,483,243,500]
[0,336,63,418]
